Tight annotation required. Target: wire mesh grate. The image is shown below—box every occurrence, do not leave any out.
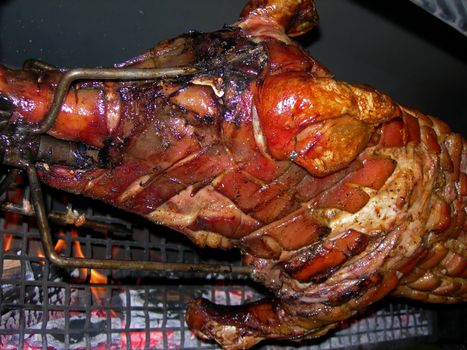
[408,0,467,35]
[0,180,436,349]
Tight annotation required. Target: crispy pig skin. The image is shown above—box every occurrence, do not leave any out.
[0,0,465,349]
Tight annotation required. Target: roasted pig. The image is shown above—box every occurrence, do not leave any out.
[0,0,465,349]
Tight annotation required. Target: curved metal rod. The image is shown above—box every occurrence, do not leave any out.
[27,66,197,135]
[25,164,252,275]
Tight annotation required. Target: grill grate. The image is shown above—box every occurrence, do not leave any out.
[0,180,436,349]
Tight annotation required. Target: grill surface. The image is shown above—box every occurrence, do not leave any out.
[0,180,439,350]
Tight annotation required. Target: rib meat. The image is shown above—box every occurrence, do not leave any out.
[0,1,465,349]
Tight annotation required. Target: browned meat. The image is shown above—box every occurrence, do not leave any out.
[0,0,465,349]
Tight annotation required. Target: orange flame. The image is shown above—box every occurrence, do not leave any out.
[2,234,13,252]
[36,249,45,260]
[34,228,108,302]
[54,238,67,253]
[1,177,111,306]
[69,229,108,302]
[35,230,67,262]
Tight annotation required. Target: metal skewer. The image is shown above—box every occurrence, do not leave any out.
[24,65,197,135]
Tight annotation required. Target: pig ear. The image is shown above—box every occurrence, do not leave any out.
[240,0,319,37]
